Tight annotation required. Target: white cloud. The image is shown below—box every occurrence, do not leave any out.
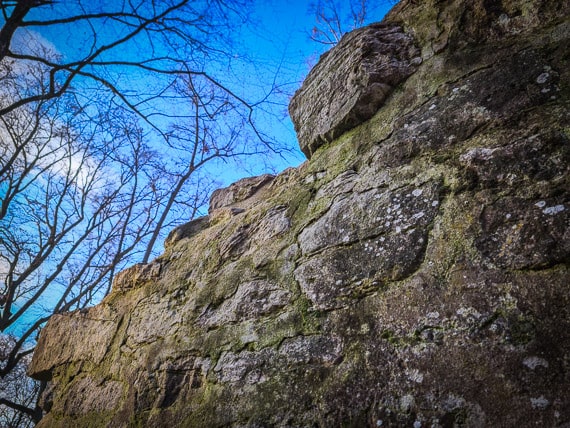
[11,28,60,59]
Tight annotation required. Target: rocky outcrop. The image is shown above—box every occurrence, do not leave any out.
[29,0,570,426]
[289,23,422,158]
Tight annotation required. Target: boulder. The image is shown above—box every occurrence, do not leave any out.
[289,23,421,158]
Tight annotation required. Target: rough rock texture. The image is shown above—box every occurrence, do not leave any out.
[208,174,275,214]
[289,23,422,158]
[29,0,570,426]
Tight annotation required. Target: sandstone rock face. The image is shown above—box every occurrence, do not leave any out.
[289,23,422,158]
[29,0,570,426]
[208,174,275,214]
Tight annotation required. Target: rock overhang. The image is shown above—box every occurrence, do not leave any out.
[289,23,422,159]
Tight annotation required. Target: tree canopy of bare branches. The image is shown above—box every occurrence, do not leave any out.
[0,0,289,423]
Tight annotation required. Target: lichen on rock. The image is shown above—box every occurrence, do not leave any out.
[289,23,422,158]
[29,0,570,426]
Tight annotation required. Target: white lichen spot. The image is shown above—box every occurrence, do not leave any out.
[530,396,550,409]
[395,226,402,234]
[535,200,547,208]
[429,104,436,110]
[335,280,342,286]
[360,324,370,334]
[523,356,549,370]
[536,72,550,84]
[498,13,510,25]
[412,188,423,197]
[376,420,383,427]
[240,331,258,345]
[460,147,497,162]
[456,307,481,319]
[413,421,422,428]
[432,200,439,207]
[400,394,415,412]
[543,204,565,215]
[427,311,440,319]
[412,211,425,220]
[406,368,424,384]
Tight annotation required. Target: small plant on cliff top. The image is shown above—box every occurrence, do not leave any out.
[308,0,397,45]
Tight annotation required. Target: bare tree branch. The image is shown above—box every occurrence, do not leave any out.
[308,0,390,46]
[0,0,52,61]
[0,1,291,424]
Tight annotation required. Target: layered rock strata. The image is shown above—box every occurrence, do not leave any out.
[289,23,422,158]
[30,0,570,426]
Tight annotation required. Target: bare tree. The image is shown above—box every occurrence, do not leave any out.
[0,0,287,422]
[308,0,395,45]
[0,65,163,401]
[141,73,265,262]
[0,334,40,427]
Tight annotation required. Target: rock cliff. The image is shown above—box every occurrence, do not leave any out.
[29,0,570,426]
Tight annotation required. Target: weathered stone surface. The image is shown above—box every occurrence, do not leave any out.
[28,305,118,381]
[29,0,570,427]
[209,173,275,213]
[212,335,343,385]
[476,196,569,269]
[298,181,441,255]
[199,280,292,328]
[164,215,209,248]
[111,261,162,292]
[289,23,421,158]
[295,227,431,311]
[58,376,124,415]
